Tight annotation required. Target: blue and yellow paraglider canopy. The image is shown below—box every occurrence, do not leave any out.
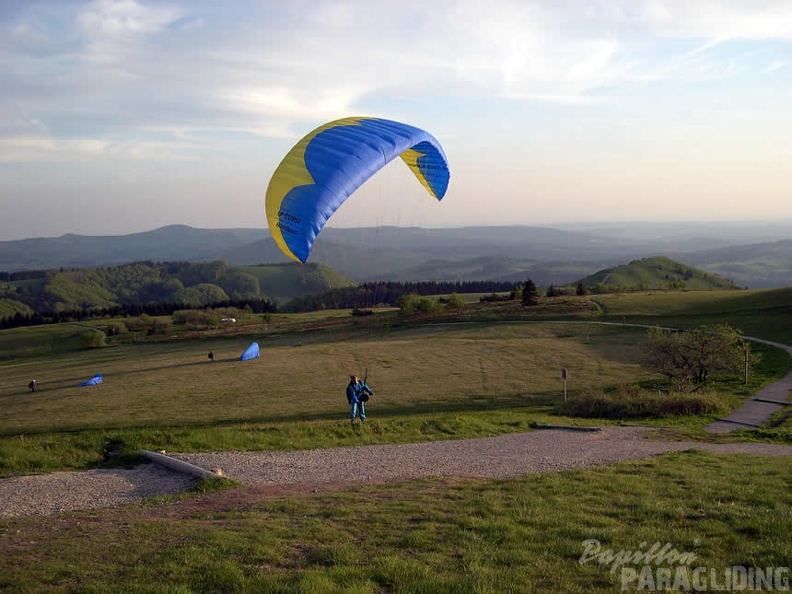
[265,116,450,263]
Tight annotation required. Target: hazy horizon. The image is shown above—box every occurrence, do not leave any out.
[4,217,792,244]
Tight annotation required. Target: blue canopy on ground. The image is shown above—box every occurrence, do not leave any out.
[240,342,260,361]
[78,374,103,387]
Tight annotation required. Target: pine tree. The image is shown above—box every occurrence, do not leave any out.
[522,278,539,306]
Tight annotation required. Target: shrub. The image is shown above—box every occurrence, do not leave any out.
[172,309,220,328]
[479,293,511,303]
[125,314,171,335]
[556,384,727,419]
[125,314,152,332]
[148,319,171,335]
[445,293,466,309]
[80,330,106,349]
[398,293,441,315]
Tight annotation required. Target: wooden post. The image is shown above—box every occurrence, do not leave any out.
[561,368,568,402]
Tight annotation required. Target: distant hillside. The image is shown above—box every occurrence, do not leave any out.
[0,225,265,271]
[682,239,792,289]
[378,255,596,287]
[577,256,740,291]
[0,298,33,320]
[2,222,791,288]
[0,261,355,317]
[235,263,356,303]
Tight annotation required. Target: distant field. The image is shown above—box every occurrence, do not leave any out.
[592,287,792,343]
[3,288,792,436]
[0,321,647,435]
[1,288,790,475]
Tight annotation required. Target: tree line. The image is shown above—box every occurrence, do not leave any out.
[0,298,277,330]
[281,280,519,312]
[0,270,49,281]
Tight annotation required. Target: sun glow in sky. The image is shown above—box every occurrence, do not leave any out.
[1,0,791,240]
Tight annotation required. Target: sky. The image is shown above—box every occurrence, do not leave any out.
[1,0,791,241]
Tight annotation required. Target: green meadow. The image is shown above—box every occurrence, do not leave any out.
[593,287,792,343]
[1,289,791,592]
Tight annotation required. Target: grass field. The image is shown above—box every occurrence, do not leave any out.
[1,289,791,592]
[4,322,649,429]
[1,291,790,471]
[1,451,790,592]
[593,287,792,344]
[0,320,664,473]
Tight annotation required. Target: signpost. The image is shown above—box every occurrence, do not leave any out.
[561,368,568,402]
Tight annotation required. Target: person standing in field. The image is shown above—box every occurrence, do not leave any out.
[346,374,373,424]
[28,379,36,392]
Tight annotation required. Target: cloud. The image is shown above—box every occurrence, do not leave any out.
[221,86,367,127]
[2,0,791,163]
[0,130,206,163]
[638,0,792,40]
[77,0,182,36]
[762,59,787,73]
[0,135,106,162]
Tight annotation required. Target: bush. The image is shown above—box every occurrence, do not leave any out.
[479,293,511,303]
[398,293,441,315]
[80,330,106,349]
[125,314,171,335]
[148,319,171,335]
[125,314,152,333]
[445,293,466,309]
[640,324,754,391]
[556,384,727,419]
[172,309,220,328]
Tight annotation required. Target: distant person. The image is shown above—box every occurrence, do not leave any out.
[208,350,214,362]
[28,379,36,393]
[346,374,373,424]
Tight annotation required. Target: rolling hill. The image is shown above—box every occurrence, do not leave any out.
[1,221,791,288]
[0,225,266,271]
[577,256,739,291]
[0,261,356,315]
[681,239,792,289]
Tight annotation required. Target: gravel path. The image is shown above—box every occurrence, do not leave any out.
[172,427,792,486]
[3,427,792,518]
[706,337,792,433]
[0,464,196,518]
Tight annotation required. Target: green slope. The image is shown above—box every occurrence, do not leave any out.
[2,261,357,316]
[236,262,357,303]
[578,256,739,291]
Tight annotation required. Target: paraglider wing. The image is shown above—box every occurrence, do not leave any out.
[240,342,260,361]
[78,374,103,387]
[265,117,450,263]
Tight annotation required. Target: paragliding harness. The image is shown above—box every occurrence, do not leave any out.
[359,368,370,402]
